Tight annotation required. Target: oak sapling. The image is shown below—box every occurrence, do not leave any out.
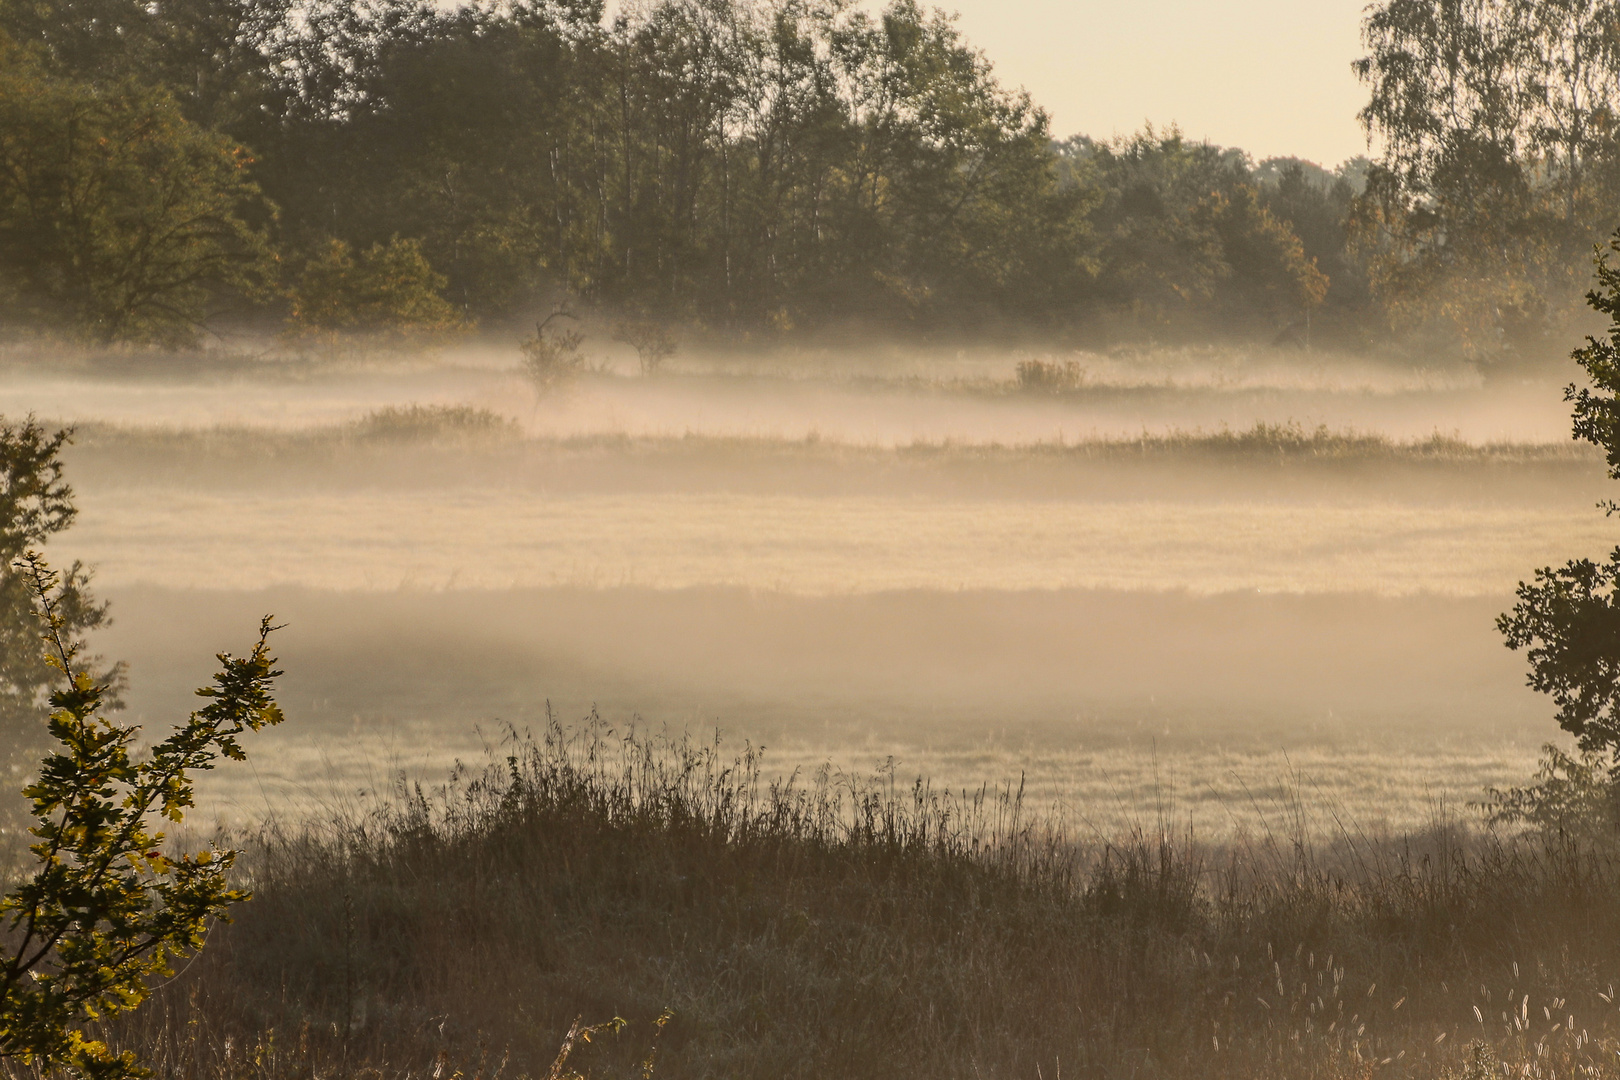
[0,553,284,1079]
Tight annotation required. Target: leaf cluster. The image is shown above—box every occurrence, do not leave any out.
[0,420,73,564]
[1499,550,1620,759]
[1485,742,1620,836]
[1567,234,1620,484]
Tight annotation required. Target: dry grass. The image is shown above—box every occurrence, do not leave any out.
[66,482,1617,595]
[1015,358,1089,392]
[69,417,1597,465]
[83,721,1620,1080]
[57,419,1602,510]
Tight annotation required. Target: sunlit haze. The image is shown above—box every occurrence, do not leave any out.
[5,0,1620,1069]
[927,0,1372,166]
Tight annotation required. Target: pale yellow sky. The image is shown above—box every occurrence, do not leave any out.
[928,0,1373,167]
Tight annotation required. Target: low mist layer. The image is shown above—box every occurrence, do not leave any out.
[0,346,1580,444]
[102,583,1535,836]
[4,352,1597,839]
[66,486,1613,597]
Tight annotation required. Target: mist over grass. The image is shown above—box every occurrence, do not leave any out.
[102,583,1541,840]
[93,722,1620,1080]
[0,341,1575,446]
[2,343,1610,1078]
[55,415,1605,506]
[35,349,1600,838]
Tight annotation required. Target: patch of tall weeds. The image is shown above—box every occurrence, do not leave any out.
[90,720,1620,1080]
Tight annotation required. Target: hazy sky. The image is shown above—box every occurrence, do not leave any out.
[931,0,1373,168]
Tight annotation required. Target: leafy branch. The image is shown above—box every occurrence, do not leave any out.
[0,552,284,1079]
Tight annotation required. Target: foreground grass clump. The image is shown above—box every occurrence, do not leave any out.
[98,722,1620,1079]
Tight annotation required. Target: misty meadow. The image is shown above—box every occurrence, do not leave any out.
[5,0,1620,1078]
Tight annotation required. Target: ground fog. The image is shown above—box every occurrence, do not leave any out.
[5,344,1604,837]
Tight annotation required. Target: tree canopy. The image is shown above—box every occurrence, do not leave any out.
[1355,0,1620,353]
[0,38,274,344]
[0,0,1358,346]
[6,0,1618,352]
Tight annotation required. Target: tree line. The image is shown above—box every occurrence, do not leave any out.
[0,0,1615,356]
[1357,0,1620,357]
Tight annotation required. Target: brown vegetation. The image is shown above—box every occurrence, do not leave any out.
[82,722,1620,1080]
[1015,357,1088,392]
[68,416,1601,473]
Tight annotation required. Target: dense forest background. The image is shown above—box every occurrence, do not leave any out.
[0,0,1616,360]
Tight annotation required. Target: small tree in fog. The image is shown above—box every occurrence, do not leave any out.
[1500,229,1620,774]
[0,554,283,1079]
[520,309,586,395]
[614,319,677,376]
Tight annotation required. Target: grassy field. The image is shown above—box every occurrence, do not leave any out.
[65,410,1596,845]
[0,350,1579,446]
[89,722,1620,1080]
[96,579,1547,840]
[63,485,1614,595]
[64,414,1605,477]
[54,414,1614,598]
[6,359,1613,1077]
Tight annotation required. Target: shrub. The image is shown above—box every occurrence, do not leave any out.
[0,419,117,826]
[1445,1041,1499,1080]
[613,320,677,376]
[1486,743,1620,839]
[99,719,1620,1080]
[351,405,520,444]
[288,238,465,342]
[1014,357,1086,392]
[520,312,587,394]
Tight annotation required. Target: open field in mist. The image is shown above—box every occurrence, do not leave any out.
[100,584,1537,836]
[8,346,1611,837]
[67,486,1618,595]
[0,343,1580,442]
